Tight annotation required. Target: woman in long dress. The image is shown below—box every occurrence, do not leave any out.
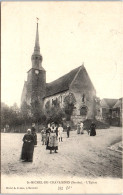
[47,122,58,154]
[46,124,51,149]
[77,122,80,134]
[21,129,34,162]
[66,124,71,138]
[90,122,96,136]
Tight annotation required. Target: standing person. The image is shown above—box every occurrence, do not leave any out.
[90,122,96,136]
[21,129,34,162]
[41,127,46,145]
[46,124,51,149]
[80,121,84,134]
[58,124,63,142]
[41,127,43,142]
[47,122,58,154]
[55,124,58,137]
[66,124,71,138]
[77,122,80,134]
[31,123,37,146]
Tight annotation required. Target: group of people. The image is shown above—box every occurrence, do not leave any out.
[41,123,71,154]
[20,122,71,162]
[20,121,96,162]
[77,121,96,136]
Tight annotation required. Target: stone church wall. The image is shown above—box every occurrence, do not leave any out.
[43,67,96,125]
[69,67,96,124]
[70,91,95,125]
[43,90,69,110]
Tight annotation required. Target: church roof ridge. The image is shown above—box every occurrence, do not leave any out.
[45,65,81,98]
[47,65,82,85]
[103,98,118,100]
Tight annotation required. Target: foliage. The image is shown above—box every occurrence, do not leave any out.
[47,107,65,124]
[30,100,46,124]
[1,102,21,130]
[45,100,50,114]
[93,96,101,119]
[45,99,65,124]
[1,100,46,131]
[63,93,76,120]
[21,101,31,123]
[83,119,110,130]
[1,93,76,131]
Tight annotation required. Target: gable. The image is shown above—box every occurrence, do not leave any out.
[100,99,109,108]
[104,98,118,108]
[70,66,96,94]
[113,98,122,108]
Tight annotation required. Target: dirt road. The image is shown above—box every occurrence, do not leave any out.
[1,127,122,178]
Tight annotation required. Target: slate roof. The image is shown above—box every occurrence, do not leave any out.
[45,66,81,98]
[103,98,118,108]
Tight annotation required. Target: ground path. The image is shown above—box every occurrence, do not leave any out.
[1,127,122,178]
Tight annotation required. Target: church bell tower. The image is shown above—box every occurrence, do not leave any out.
[26,20,46,106]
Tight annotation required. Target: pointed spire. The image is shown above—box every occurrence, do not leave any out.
[31,18,44,70]
[34,18,40,54]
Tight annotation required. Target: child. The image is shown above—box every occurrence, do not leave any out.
[58,124,63,142]
[41,127,46,145]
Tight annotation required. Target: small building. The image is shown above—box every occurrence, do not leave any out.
[100,98,122,126]
[113,98,123,126]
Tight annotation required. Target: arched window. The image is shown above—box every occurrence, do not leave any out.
[80,106,88,116]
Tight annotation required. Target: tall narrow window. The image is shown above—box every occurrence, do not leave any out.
[82,94,85,102]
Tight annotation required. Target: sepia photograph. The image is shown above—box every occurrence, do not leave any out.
[1,1,123,194]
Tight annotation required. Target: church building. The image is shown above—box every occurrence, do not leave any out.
[21,22,97,125]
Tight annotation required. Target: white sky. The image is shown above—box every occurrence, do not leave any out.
[1,1,123,107]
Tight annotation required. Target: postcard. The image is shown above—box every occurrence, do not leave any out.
[1,1,123,194]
